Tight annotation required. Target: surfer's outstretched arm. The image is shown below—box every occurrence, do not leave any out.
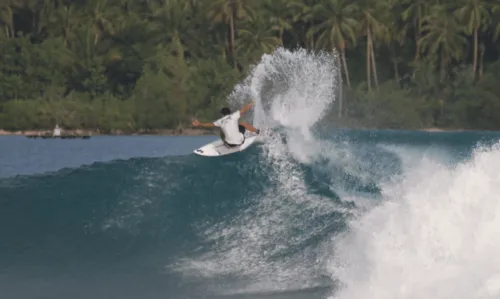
[192,119,215,127]
[240,121,260,134]
[239,101,255,115]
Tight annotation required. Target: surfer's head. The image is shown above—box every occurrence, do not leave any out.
[220,107,231,116]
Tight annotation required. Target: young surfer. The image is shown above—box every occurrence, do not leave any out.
[192,101,260,147]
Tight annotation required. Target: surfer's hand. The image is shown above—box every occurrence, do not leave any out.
[192,119,200,127]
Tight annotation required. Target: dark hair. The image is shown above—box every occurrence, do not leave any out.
[220,107,231,116]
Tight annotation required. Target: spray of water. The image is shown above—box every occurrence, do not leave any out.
[229,47,338,139]
[328,142,500,299]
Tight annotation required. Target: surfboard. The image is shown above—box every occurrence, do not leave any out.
[193,134,258,157]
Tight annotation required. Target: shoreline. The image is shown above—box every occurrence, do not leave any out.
[420,127,447,132]
[419,127,467,132]
[0,128,214,136]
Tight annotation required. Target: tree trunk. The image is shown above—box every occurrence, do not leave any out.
[366,27,371,91]
[393,59,400,83]
[390,42,400,82]
[472,25,478,79]
[439,98,444,118]
[174,32,184,60]
[440,48,446,82]
[479,43,485,80]
[412,12,422,79]
[370,34,379,88]
[229,11,236,69]
[341,47,351,88]
[414,15,421,63]
[337,54,343,117]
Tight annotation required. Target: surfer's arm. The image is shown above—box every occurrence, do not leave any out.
[239,121,260,134]
[192,119,216,127]
[239,101,255,115]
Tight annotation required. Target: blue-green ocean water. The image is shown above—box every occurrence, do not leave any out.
[2,130,500,299]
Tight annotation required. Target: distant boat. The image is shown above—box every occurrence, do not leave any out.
[26,135,91,139]
[53,124,61,137]
[25,124,92,139]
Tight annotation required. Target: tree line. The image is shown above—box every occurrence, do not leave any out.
[0,0,500,132]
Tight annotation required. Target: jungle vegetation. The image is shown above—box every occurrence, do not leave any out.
[1,0,500,132]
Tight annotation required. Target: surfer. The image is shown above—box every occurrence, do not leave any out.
[192,101,260,147]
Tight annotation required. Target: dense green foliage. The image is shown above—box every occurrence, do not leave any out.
[1,0,500,132]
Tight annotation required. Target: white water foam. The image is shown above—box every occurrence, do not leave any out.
[328,142,500,299]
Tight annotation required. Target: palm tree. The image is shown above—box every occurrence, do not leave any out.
[420,5,467,80]
[83,0,115,45]
[236,11,281,63]
[195,22,230,60]
[306,0,358,89]
[0,2,14,39]
[51,4,81,46]
[109,0,142,34]
[400,0,434,66]
[68,22,109,98]
[355,0,389,91]
[289,0,317,49]
[207,0,255,69]
[455,0,491,79]
[387,18,405,82]
[24,0,54,38]
[260,0,296,46]
[149,0,193,60]
[492,4,500,43]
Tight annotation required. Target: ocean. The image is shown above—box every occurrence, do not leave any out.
[2,48,500,299]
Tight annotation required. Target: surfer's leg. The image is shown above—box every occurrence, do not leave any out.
[219,129,235,147]
[239,122,259,134]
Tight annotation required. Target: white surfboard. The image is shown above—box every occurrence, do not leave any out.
[193,134,258,157]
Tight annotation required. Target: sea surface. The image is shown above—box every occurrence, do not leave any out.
[3,48,500,299]
[2,130,500,299]
[0,135,217,179]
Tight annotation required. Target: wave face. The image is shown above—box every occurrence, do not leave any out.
[2,48,500,299]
